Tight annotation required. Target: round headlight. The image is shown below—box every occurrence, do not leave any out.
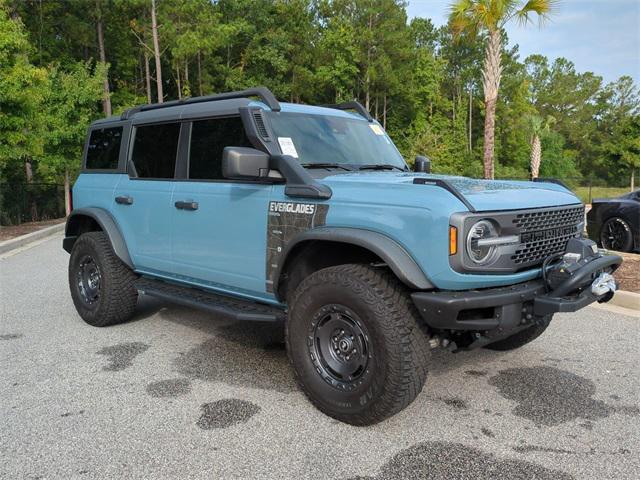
[466,220,499,265]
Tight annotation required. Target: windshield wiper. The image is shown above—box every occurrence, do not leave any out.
[301,163,353,171]
[358,164,408,172]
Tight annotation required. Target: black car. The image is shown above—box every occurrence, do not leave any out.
[587,190,640,252]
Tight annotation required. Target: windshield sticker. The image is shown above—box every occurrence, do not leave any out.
[369,124,385,135]
[277,137,299,158]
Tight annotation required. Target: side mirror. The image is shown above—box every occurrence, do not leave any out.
[414,155,431,173]
[222,147,270,180]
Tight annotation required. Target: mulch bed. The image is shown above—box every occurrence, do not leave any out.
[615,252,640,293]
[0,219,64,242]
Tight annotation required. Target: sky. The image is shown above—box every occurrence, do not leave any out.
[406,0,640,85]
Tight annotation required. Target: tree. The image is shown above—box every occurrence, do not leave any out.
[0,1,47,182]
[524,113,555,178]
[449,0,557,179]
[150,0,163,103]
[95,0,112,116]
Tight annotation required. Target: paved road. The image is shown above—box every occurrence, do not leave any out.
[1,235,639,479]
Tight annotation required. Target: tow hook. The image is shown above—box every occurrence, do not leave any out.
[592,272,617,302]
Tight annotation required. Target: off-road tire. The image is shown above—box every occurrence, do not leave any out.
[484,316,551,351]
[286,264,431,426]
[68,232,138,327]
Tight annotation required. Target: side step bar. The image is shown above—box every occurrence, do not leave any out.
[135,278,285,322]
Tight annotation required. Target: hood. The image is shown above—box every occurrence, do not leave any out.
[320,172,581,212]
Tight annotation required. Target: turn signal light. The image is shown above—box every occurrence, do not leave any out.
[449,226,458,255]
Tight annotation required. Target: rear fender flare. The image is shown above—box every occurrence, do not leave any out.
[64,208,133,268]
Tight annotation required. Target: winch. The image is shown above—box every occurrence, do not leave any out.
[544,238,618,301]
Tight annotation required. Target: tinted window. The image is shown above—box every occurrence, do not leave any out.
[189,117,252,180]
[86,127,122,169]
[131,123,180,178]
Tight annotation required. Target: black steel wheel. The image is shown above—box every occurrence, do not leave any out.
[287,264,430,426]
[76,255,102,306]
[309,304,372,391]
[69,232,138,327]
[600,217,633,252]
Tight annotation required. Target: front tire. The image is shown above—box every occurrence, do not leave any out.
[68,232,138,327]
[286,264,430,426]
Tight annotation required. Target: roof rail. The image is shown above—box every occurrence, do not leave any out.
[321,101,373,122]
[120,86,281,120]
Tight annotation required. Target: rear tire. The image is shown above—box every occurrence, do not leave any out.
[286,264,430,426]
[68,232,138,327]
[484,316,551,351]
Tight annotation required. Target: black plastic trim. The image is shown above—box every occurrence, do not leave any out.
[273,227,434,299]
[121,87,280,120]
[270,154,332,199]
[63,208,133,268]
[320,101,373,122]
[413,178,477,213]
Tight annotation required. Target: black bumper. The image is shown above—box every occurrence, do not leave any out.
[412,254,622,332]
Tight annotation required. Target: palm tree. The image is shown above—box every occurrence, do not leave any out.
[449,0,558,179]
[525,113,555,179]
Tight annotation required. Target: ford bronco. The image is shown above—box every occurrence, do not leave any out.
[64,87,621,425]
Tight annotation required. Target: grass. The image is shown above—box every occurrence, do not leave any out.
[572,186,630,204]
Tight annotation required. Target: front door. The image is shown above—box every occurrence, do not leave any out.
[171,116,273,301]
[112,121,182,274]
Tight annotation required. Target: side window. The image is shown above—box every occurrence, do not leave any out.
[189,117,252,180]
[85,126,123,169]
[131,123,181,179]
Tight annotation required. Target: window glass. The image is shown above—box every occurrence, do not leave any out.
[189,117,252,180]
[131,123,180,178]
[85,126,123,169]
[266,112,406,168]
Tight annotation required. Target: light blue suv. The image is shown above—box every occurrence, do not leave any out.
[64,87,621,425]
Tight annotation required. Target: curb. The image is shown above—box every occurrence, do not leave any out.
[0,222,65,255]
[609,290,640,311]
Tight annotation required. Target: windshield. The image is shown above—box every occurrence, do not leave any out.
[266,111,407,169]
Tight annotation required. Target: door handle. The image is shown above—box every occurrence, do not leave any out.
[175,201,199,211]
[115,195,133,205]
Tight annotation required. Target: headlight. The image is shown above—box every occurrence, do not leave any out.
[466,220,499,265]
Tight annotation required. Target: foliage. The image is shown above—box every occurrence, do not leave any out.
[0,0,637,190]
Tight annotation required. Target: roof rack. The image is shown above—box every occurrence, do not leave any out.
[120,86,281,120]
[321,101,373,122]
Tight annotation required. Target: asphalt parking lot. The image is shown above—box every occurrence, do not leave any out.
[1,235,639,479]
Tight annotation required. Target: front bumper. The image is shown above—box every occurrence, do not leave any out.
[412,253,622,332]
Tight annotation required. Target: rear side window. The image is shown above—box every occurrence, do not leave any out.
[189,117,252,180]
[131,123,181,178]
[85,126,123,169]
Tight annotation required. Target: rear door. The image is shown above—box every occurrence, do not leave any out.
[171,116,273,299]
[112,122,182,274]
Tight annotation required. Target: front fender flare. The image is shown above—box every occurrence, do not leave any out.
[274,227,434,297]
[64,208,133,268]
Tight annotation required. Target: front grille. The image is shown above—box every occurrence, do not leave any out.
[512,206,584,232]
[511,205,584,266]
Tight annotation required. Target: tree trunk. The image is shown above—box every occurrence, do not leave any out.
[151,0,163,103]
[365,13,373,111]
[176,61,182,99]
[632,168,636,191]
[383,94,387,130]
[144,49,152,103]
[184,58,189,96]
[24,159,33,183]
[197,51,203,96]
[481,30,502,179]
[96,0,112,117]
[468,87,472,153]
[64,169,71,217]
[530,134,541,179]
